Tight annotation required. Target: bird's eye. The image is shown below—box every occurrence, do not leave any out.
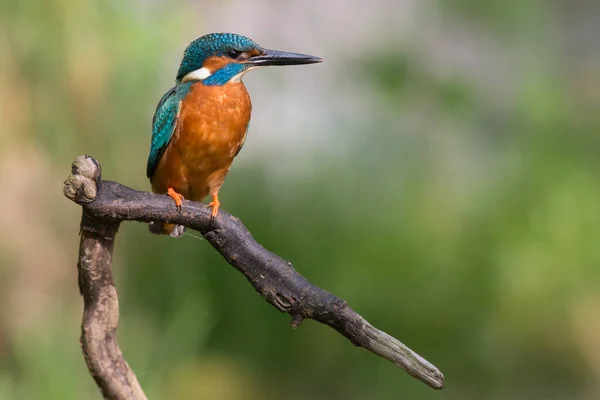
[227,50,243,59]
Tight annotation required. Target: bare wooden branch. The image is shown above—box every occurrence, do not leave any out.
[66,157,147,400]
[64,155,445,397]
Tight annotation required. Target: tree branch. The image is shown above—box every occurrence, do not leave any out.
[64,155,444,398]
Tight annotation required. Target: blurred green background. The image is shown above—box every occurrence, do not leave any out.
[1,0,600,399]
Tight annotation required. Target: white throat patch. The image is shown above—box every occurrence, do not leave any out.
[181,67,212,82]
[229,66,258,83]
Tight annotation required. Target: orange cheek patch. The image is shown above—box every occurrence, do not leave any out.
[246,48,262,58]
[202,56,231,74]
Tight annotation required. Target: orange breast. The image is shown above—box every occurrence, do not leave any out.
[151,82,252,201]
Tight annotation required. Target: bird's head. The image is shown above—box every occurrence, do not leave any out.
[175,33,322,86]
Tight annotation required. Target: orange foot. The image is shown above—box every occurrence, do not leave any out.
[167,187,184,209]
[208,194,220,217]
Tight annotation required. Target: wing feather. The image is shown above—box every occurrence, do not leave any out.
[146,84,192,179]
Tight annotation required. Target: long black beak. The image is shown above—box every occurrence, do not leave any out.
[249,49,322,66]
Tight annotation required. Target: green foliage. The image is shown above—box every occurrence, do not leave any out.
[1,0,599,399]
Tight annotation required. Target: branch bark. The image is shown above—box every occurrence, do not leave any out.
[64,155,444,398]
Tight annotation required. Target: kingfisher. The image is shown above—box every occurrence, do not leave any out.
[146,33,322,237]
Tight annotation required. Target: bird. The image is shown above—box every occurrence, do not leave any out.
[146,33,322,237]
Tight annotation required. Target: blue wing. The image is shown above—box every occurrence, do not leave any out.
[146,87,179,179]
[146,83,194,179]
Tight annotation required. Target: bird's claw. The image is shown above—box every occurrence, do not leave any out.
[208,196,220,217]
[167,187,184,209]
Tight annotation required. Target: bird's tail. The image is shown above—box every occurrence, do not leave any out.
[148,221,185,238]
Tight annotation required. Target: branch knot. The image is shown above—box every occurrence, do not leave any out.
[64,155,101,204]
